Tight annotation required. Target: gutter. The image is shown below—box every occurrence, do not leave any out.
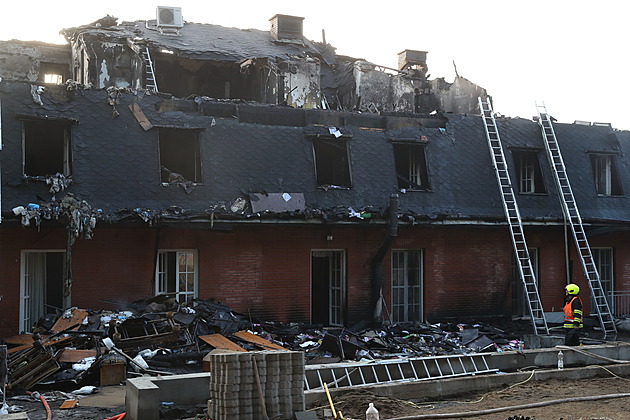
[371,194,399,324]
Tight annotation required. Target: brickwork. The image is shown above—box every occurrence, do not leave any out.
[2,223,630,337]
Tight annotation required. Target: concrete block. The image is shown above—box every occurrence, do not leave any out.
[126,377,160,420]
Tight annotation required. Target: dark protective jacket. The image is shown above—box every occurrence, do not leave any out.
[564,295,583,329]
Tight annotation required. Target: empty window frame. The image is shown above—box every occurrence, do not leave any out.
[392,250,423,322]
[592,247,614,311]
[39,62,67,85]
[590,154,622,196]
[23,119,72,177]
[158,128,202,183]
[393,143,430,191]
[155,250,198,303]
[312,138,351,188]
[512,150,545,194]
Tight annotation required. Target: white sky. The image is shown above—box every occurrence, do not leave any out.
[2,1,628,130]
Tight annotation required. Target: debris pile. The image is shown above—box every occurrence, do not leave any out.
[1,296,533,394]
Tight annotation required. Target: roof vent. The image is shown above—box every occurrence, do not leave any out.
[269,14,304,40]
[398,49,428,71]
[157,6,183,28]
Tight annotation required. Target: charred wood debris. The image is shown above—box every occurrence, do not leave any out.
[0,295,535,396]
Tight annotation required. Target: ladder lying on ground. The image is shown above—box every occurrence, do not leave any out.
[143,47,158,93]
[479,97,549,335]
[536,103,617,338]
[304,353,498,391]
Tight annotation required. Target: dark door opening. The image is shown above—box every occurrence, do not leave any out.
[311,250,345,326]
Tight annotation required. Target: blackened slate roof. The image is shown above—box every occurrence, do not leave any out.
[63,20,322,62]
[1,81,629,225]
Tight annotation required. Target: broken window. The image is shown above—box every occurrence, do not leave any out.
[592,247,614,311]
[311,250,346,326]
[590,154,622,196]
[511,150,545,194]
[155,250,198,303]
[312,139,351,188]
[392,250,423,322]
[20,251,67,333]
[39,62,67,85]
[158,128,202,183]
[23,119,72,177]
[393,143,430,191]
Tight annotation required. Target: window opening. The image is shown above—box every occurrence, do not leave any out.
[158,128,202,183]
[591,154,622,196]
[23,119,72,177]
[155,250,198,303]
[313,139,351,188]
[393,144,430,190]
[311,250,346,326]
[44,74,63,85]
[592,247,614,311]
[392,250,423,322]
[39,62,67,85]
[512,150,545,194]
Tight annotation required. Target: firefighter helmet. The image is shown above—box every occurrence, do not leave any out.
[565,283,580,295]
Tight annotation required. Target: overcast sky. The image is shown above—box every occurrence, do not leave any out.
[2,1,627,129]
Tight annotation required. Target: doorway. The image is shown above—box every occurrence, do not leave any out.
[311,250,346,326]
[20,251,66,333]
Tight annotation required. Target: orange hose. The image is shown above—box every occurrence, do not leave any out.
[26,392,52,420]
[103,413,126,420]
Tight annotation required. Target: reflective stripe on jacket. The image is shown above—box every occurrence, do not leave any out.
[564,296,583,329]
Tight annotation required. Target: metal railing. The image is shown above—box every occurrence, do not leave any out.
[608,291,630,317]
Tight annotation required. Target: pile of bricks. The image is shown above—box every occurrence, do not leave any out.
[208,350,305,420]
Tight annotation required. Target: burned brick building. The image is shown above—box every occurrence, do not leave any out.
[0,8,629,338]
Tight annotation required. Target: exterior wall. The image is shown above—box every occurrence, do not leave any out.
[281,58,321,109]
[431,76,486,115]
[0,41,71,82]
[4,222,628,337]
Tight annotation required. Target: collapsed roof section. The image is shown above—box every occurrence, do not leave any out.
[56,12,486,114]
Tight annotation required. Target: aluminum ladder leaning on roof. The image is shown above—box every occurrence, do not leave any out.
[143,47,159,93]
[535,102,617,339]
[478,97,549,335]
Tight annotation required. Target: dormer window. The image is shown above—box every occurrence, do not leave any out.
[23,119,72,177]
[590,153,622,196]
[312,137,351,188]
[393,143,430,191]
[512,149,545,194]
[158,128,202,184]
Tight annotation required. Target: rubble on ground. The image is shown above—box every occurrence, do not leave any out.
[0,295,537,398]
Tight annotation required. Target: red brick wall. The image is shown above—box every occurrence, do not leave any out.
[2,223,630,337]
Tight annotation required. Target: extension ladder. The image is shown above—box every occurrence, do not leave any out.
[304,353,498,391]
[143,48,159,92]
[479,97,549,335]
[536,103,617,338]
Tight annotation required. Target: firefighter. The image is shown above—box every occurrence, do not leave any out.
[564,283,583,346]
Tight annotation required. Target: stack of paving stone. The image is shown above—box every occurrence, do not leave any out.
[208,350,305,420]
